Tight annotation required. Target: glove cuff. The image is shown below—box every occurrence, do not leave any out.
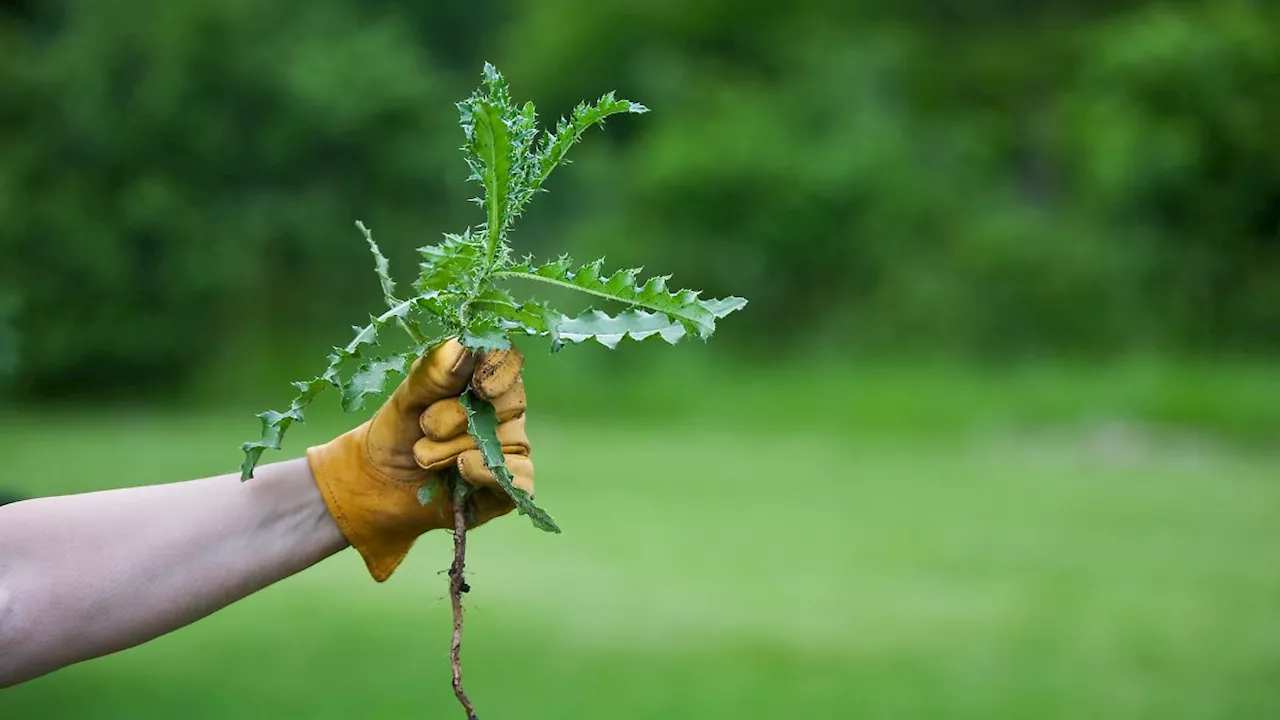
[306,430,422,583]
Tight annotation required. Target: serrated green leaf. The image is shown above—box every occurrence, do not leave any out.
[704,296,749,317]
[459,64,514,263]
[416,230,484,297]
[459,389,560,533]
[357,220,399,308]
[474,285,515,303]
[357,221,427,344]
[510,92,647,217]
[489,298,557,338]
[341,355,410,412]
[551,308,688,349]
[494,258,747,341]
[472,101,510,245]
[240,296,438,480]
[460,326,512,352]
[341,298,417,356]
[239,407,305,479]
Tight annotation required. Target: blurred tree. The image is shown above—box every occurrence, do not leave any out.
[499,0,1280,356]
[1059,2,1280,349]
[1,0,1277,397]
[0,293,16,384]
[0,0,468,394]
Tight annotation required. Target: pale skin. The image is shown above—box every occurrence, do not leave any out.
[0,458,347,688]
[0,342,530,690]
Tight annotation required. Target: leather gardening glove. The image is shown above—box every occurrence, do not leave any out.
[306,339,534,582]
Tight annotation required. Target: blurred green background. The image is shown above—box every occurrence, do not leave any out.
[2,0,1279,718]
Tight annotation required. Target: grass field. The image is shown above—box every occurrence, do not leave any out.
[2,364,1279,718]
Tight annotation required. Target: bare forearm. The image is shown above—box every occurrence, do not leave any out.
[0,458,347,687]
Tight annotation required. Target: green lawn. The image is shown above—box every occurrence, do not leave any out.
[2,376,1279,718]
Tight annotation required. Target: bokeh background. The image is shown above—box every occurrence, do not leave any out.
[3,1,1280,717]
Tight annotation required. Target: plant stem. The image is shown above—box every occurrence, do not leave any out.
[355,219,426,345]
[450,479,479,720]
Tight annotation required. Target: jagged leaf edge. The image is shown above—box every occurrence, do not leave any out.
[512,92,648,217]
[458,389,561,533]
[341,355,411,412]
[459,63,513,266]
[493,257,747,340]
[358,220,399,307]
[358,220,432,345]
[551,308,690,350]
[484,300,691,351]
[240,296,441,480]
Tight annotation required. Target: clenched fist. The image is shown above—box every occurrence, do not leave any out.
[306,340,533,581]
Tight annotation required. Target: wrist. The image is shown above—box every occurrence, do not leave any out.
[250,458,348,557]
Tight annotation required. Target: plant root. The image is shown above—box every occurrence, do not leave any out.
[449,481,479,720]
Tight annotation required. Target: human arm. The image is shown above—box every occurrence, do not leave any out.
[0,341,533,688]
[0,459,344,687]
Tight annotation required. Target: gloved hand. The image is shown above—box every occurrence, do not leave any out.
[306,340,533,582]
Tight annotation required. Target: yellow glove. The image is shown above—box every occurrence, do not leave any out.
[306,340,534,582]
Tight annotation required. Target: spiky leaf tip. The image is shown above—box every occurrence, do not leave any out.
[511,91,648,215]
[459,63,516,259]
[415,230,484,297]
[357,221,398,306]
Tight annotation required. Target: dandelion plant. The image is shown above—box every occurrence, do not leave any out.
[239,64,746,718]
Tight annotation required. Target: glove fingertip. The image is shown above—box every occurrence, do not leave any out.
[413,434,476,472]
[472,347,524,400]
[457,449,531,487]
[456,449,493,487]
[420,397,467,440]
[398,340,477,410]
[506,454,535,495]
